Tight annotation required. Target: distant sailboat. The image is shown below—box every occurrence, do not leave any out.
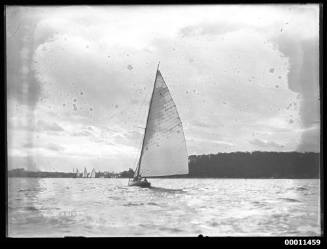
[83,168,88,178]
[90,168,96,178]
[128,63,189,187]
[75,168,79,178]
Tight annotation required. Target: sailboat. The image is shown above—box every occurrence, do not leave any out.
[75,168,79,178]
[128,63,189,187]
[90,168,96,178]
[82,168,88,178]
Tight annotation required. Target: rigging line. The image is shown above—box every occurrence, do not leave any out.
[131,91,151,170]
[129,78,153,168]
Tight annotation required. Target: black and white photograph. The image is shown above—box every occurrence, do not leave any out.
[6,4,321,237]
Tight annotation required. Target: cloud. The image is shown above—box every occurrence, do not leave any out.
[46,143,65,151]
[249,139,284,149]
[36,120,64,132]
[22,141,65,151]
[272,33,319,152]
[22,141,34,148]
[6,5,320,172]
[71,130,92,137]
[179,22,244,37]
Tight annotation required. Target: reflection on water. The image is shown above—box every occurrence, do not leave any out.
[8,178,320,237]
[149,186,186,193]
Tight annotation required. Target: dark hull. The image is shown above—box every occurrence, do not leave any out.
[128,180,151,188]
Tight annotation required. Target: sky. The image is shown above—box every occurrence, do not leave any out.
[6,5,320,172]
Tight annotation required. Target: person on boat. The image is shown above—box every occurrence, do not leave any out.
[133,175,141,182]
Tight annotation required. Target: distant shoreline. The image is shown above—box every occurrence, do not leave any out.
[8,176,319,179]
[8,152,320,179]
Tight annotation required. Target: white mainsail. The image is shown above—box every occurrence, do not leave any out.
[135,69,188,177]
[90,168,96,178]
[83,168,88,178]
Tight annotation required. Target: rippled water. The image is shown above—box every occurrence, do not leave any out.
[8,178,320,237]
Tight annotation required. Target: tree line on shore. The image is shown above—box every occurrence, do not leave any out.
[186,151,319,178]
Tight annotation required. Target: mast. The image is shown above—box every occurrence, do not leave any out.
[135,62,160,177]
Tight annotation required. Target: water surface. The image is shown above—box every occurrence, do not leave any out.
[8,178,320,237]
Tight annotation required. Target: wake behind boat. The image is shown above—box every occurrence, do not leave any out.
[128,63,189,187]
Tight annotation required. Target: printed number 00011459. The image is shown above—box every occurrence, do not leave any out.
[284,239,321,246]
